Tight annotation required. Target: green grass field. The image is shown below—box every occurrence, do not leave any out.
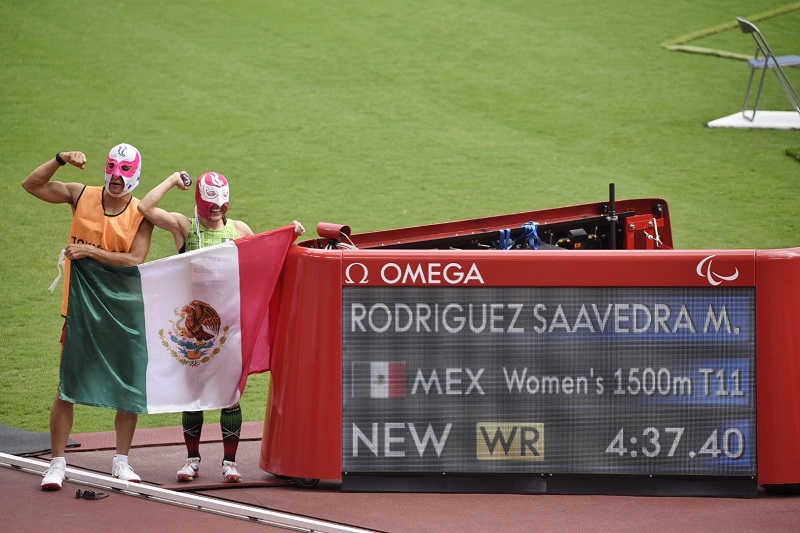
[1,1,798,433]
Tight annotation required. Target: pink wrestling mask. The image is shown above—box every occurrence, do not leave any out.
[195,172,230,219]
[104,143,142,198]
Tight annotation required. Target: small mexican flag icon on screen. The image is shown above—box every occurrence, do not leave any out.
[352,361,407,398]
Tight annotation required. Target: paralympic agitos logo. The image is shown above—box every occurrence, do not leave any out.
[696,255,739,286]
[345,262,485,285]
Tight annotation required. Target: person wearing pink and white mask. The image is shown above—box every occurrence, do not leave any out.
[138,171,303,483]
[22,143,154,490]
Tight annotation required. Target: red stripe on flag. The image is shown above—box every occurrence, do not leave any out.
[235,226,296,393]
[389,361,406,398]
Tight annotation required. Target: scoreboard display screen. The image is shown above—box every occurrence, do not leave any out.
[342,286,756,484]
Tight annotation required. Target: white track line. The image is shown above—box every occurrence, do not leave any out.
[1,453,377,533]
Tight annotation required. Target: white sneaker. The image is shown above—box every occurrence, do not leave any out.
[176,457,201,482]
[41,461,66,491]
[222,460,241,483]
[112,461,141,483]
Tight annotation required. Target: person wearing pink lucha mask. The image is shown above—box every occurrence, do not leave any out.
[21,144,155,491]
[105,143,142,198]
[138,171,304,483]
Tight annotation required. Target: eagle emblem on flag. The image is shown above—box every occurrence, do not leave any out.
[159,300,230,366]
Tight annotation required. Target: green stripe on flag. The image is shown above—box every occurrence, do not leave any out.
[351,362,373,398]
[61,258,149,414]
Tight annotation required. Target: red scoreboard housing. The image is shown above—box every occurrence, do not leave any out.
[259,192,800,496]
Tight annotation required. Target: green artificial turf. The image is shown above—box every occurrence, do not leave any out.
[1,0,798,433]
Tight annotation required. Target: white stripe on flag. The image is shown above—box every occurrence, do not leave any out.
[370,361,390,398]
[140,242,244,413]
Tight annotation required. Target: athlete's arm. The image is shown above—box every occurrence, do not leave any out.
[64,219,155,266]
[22,152,87,206]
[138,172,192,250]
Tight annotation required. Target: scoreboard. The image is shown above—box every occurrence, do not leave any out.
[341,286,756,494]
[259,198,800,497]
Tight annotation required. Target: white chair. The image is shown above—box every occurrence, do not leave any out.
[736,16,800,121]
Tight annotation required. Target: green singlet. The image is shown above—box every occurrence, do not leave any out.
[184,217,239,252]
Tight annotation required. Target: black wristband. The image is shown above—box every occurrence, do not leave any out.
[55,152,67,166]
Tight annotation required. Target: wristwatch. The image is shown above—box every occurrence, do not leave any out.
[55,152,67,166]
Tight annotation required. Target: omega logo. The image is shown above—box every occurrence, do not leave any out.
[344,262,485,285]
[345,263,369,284]
[696,255,739,286]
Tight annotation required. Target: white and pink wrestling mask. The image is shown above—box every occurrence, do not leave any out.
[104,143,142,198]
[195,172,230,219]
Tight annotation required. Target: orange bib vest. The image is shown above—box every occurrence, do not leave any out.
[61,186,144,316]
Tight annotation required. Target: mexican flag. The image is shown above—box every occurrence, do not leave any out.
[351,361,407,398]
[60,226,296,414]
